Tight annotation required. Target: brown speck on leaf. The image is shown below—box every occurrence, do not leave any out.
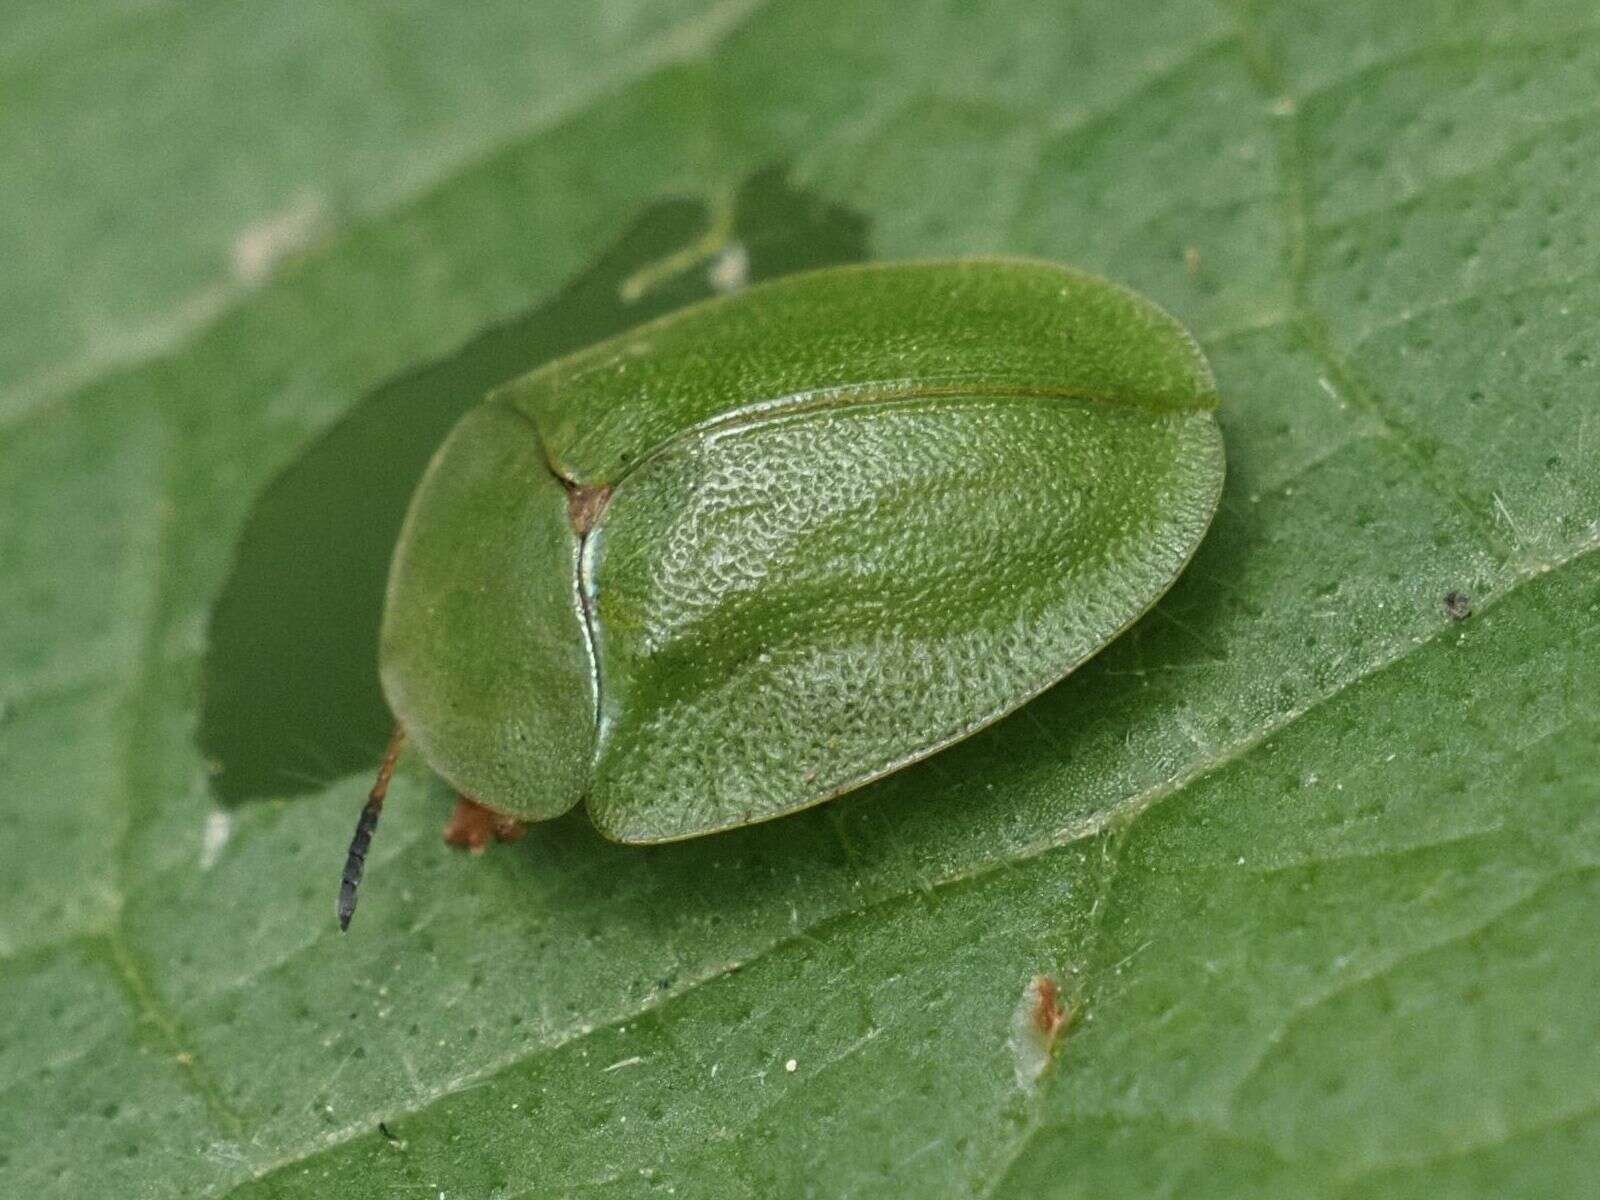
[1011,973,1074,1087]
[1031,975,1067,1038]
[1184,245,1202,276]
[1444,590,1472,621]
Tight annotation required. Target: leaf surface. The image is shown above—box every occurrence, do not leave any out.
[2,2,1598,1197]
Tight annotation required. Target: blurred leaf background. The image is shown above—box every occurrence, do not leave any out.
[2,2,1598,1197]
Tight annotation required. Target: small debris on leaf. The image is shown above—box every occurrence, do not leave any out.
[708,241,751,293]
[199,808,233,870]
[1443,590,1472,621]
[1010,974,1074,1087]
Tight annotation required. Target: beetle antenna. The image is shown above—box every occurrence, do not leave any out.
[338,723,407,932]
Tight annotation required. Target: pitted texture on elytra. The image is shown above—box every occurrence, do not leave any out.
[502,260,1218,485]
[587,397,1223,841]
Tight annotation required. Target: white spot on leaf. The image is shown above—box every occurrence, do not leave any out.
[231,192,327,285]
[199,809,233,870]
[708,241,750,293]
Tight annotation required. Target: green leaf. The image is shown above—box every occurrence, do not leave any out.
[3,3,1598,1198]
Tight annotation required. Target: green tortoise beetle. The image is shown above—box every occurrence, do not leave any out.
[338,259,1224,929]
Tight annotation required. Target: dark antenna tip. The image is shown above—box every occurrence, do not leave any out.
[337,724,407,932]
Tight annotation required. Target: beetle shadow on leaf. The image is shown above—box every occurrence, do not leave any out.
[200,166,871,804]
